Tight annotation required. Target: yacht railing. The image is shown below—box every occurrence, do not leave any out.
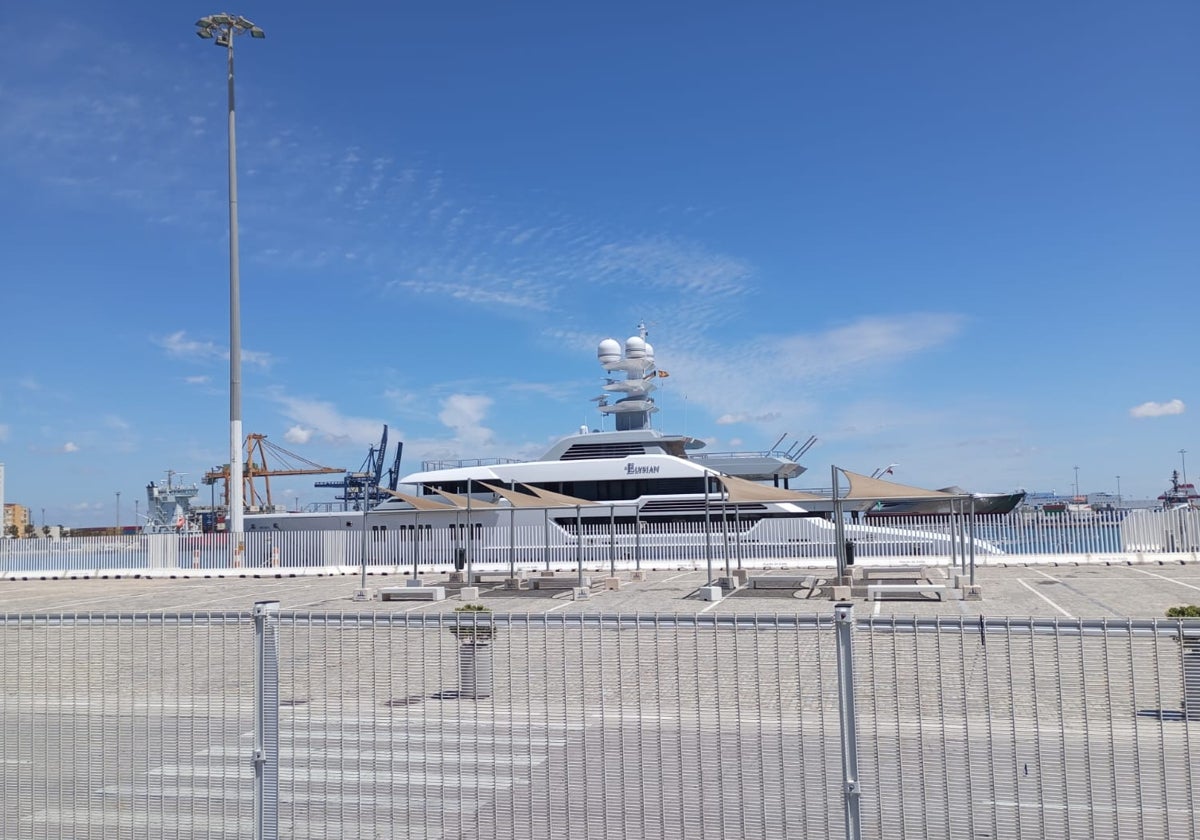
[420,457,524,470]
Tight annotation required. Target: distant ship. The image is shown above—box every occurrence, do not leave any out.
[141,472,202,534]
[1158,470,1200,511]
[866,486,1026,517]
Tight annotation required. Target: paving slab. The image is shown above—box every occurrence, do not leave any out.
[2,560,1199,619]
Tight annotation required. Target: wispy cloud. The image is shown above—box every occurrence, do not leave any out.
[0,424,9,441]
[61,441,78,453]
[716,412,783,426]
[662,313,967,434]
[156,331,272,368]
[158,331,223,362]
[1130,399,1185,418]
[271,392,386,447]
[389,276,555,310]
[586,237,754,337]
[184,375,211,385]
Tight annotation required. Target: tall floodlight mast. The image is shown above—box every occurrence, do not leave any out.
[194,14,265,536]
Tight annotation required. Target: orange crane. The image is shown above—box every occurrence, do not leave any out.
[203,433,345,510]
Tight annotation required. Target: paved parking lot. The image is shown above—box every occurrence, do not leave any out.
[3,558,1199,618]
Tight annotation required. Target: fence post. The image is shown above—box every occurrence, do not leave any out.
[253,600,281,840]
[834,602,862,840]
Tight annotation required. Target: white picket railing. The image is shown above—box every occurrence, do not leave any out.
[3,507,1199,577]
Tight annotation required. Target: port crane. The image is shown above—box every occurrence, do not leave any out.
[204,433,345,510]
[314,424,403,510]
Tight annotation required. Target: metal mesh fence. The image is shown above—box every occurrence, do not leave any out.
[0,613,255,839]
[2,611,1198,839]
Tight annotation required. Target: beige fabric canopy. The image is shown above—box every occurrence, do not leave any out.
[476,480,564,508]
[380,487,458,511]
[838,469,960,501]
[522,485,596,507]
[428,487,499,509]
[717,474,827,503]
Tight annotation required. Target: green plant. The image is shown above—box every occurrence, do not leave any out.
[1167,605,1200,618]
[450,604,494,642]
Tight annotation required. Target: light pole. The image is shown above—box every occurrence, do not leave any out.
[1181,449,1189,488]
[1116,475,1122,505]
[1073,465,1080,499]
[195,13,265,537]
[115,491,121,537]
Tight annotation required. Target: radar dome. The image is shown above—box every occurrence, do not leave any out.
[597,339,621,365]
[625,336,646,359]
[643,342,655,364]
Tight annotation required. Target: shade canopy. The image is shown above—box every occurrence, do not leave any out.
[521,485,597,507]
[379,487,457,512]
[476,481,568,508]
[717,474,827,503]
[428,487,499,509]
[837,469,962,501]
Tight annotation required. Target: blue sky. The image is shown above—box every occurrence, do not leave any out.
[1,1,1197,526]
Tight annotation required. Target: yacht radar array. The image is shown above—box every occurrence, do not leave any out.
[596,324,666,432]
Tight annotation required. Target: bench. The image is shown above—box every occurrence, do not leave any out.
[379,586,446,601]
[532,576,591,590]
[866,583,947,601]
[861,566,928,582]
[470,571,521,585]
[749,575,818,591]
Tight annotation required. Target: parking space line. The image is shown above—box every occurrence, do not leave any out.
[1127,566,1200,593]
[1017,578,1072,617]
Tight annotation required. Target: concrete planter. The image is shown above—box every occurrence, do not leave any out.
[457,641,493,699]
[450,608,495,699]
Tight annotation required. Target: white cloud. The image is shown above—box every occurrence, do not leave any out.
[284,425,313,445]
[241,349,274,368]
[272,393,384,446]
[184,375,211,385]
[61,441,78,453]
[156,331,272,368]
[662,313,967,438]
[438,394,494,450]
[390,277,554,311]
[716,412,783,426]
[1130,399,1185,418]
[158,330,222,361]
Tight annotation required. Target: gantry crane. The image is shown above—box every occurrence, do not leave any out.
[313,424,403,510]
[204,433,345,510]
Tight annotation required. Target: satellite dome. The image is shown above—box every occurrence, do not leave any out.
[625,336,646,359]
[643,342,655,364]
[597,339,621,365]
